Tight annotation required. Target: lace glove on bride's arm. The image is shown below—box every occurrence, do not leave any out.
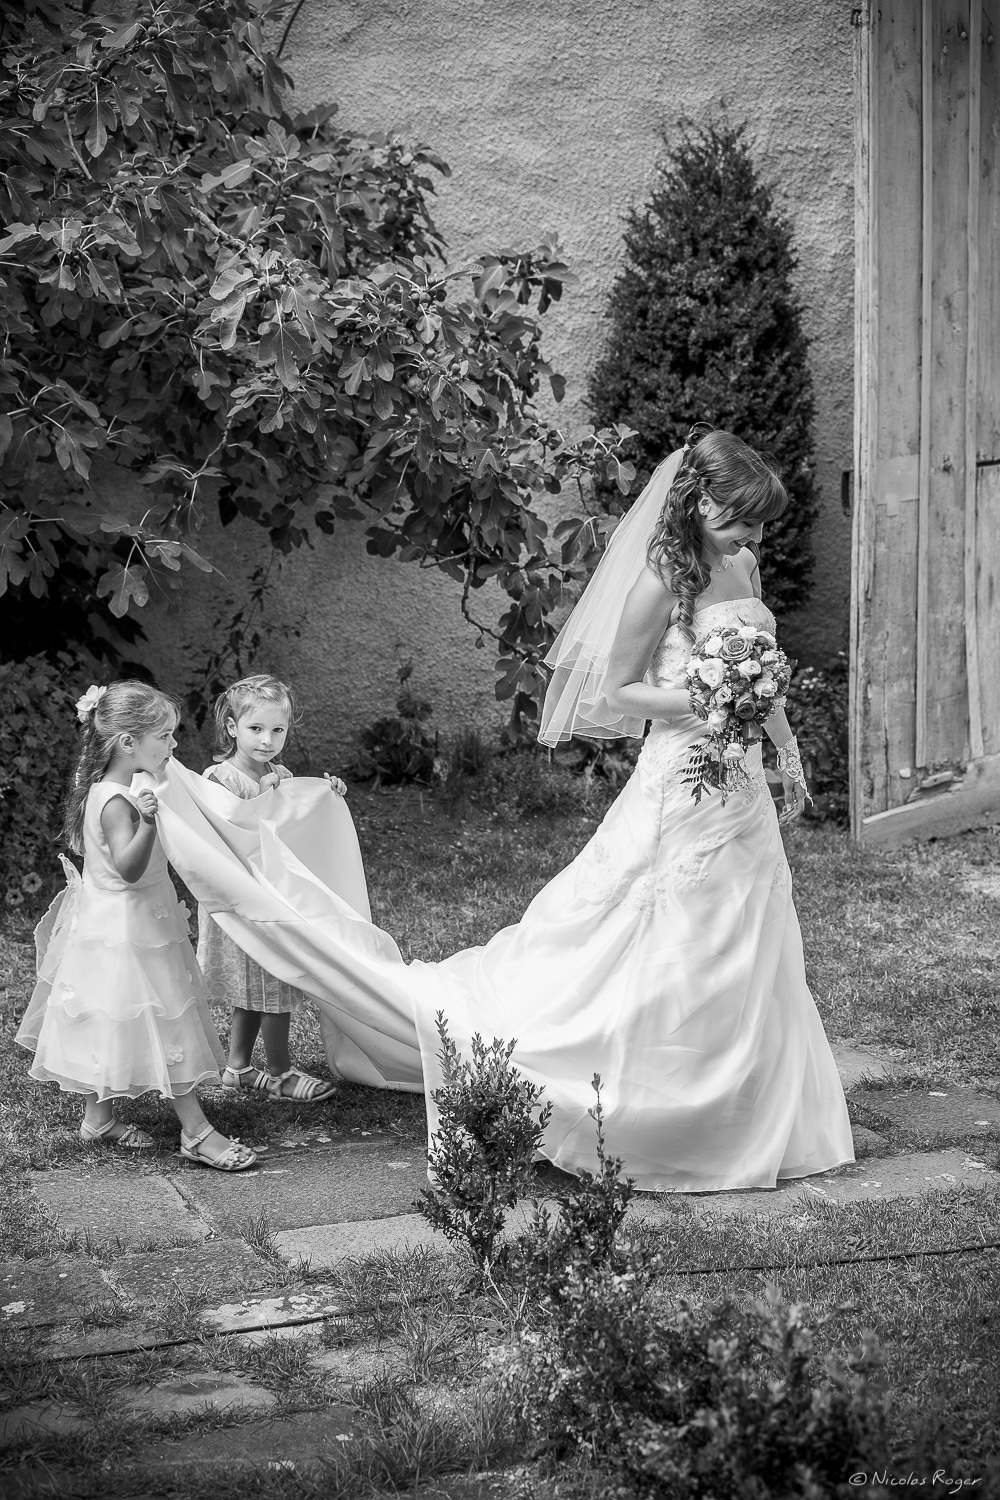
[765,709,813,824]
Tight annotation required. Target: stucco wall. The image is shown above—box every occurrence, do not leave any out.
[139,0,857,766]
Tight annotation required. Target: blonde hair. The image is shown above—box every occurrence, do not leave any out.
[647,425,788,640]
[211,674,295,762]
[63,681,179,854]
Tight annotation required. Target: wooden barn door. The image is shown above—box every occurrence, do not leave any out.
[852,0,1000,844]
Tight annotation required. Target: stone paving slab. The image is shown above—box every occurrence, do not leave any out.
[635,1148,1000,1223]
[104,1239,277,1309]
[1,1256,112,1329]
[122,1372,277,1420]
[849,1085,1000,1140]
[134,1406,360,1472]
[271,1148,1000,1270]
[170,1137,428,1238]
[0,1400,89,1451]
[275,1212,448,1271]
[200,1283,345,1334]
[30,1169,209,1250]
[832,1042,903,1091]
[850,1124,889,1155]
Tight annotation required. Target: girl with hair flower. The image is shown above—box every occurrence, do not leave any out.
[15,681,256,1170]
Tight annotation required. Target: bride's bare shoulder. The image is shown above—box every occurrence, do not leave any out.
[735,548,761,598]
[613,563,677,646]
[631,559,677,612]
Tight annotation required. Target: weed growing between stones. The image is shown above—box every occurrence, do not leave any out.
[321,1245,464,1348]
[239,1207,285,1269]
[417,1014,552,1286]
[220,1330,320,1406]
[338,1367,525,1492]
[78,1294,129,1331]
[150,1281,210,1342]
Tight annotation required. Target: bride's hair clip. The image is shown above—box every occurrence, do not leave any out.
[680,425,705,470]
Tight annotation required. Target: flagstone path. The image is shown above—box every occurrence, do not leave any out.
[2,1041,998,1496]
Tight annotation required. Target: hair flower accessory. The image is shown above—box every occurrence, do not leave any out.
[75,685,108,723]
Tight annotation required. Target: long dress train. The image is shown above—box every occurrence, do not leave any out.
[142,598,853,1192]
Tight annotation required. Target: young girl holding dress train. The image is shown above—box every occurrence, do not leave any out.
[197,674,346,1104]
[16,681,256,1172]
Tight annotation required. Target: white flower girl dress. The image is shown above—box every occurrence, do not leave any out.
[17,782,225,1099]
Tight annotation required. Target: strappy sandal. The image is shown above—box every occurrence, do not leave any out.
[266,1068,338,1104]
[80,1119,155,1150]
[221,1064,271,1094]
[180,1125,258,1172]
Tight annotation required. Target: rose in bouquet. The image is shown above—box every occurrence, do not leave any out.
[683,624,792,804]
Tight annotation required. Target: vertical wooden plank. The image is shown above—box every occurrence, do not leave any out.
[965,0,984,758]
[977,12,1000,462]
[977,467,1000,756]
[975,12,1000,758]
[851,0,875,838]
[915,0,934,768]
[862,0,922,820]
[922,4,972,769]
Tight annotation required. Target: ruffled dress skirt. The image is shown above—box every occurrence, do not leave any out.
[17,856,225,1100]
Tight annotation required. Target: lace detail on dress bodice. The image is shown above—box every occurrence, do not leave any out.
[646,597,777,689]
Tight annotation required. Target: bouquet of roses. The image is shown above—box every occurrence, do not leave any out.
[683,623,792,804]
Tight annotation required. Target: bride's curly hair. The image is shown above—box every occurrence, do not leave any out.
[647,424,788,640]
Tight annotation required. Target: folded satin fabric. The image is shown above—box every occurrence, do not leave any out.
[145,761,425,1090]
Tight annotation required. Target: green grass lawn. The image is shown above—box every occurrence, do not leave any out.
[1,785,999,1493]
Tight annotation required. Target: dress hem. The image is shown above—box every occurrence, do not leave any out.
[612,1153,857,1196]
[23,1065,223,1101]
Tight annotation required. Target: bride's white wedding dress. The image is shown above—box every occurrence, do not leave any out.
[133,596,852,1193]
[410,596,853,1191]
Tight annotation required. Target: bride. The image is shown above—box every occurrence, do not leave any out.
[150,426,854,1193]
[408,425,853,1191]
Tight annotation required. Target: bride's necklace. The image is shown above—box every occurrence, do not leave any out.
[712,554,734,572]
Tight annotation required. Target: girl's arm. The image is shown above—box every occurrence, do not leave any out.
[604,566,695,723]
[101,793,158,884]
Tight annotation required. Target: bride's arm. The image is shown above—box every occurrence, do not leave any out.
[763,707,794,750]
[604,566,695,723]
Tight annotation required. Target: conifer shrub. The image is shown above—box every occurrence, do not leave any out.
[589,123,819,618]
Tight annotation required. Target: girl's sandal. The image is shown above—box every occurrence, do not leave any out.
[266,1069,338,1104]
[180,1125,258,1173]
[221,1064,271,1094]
[80,1119,155,1150]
